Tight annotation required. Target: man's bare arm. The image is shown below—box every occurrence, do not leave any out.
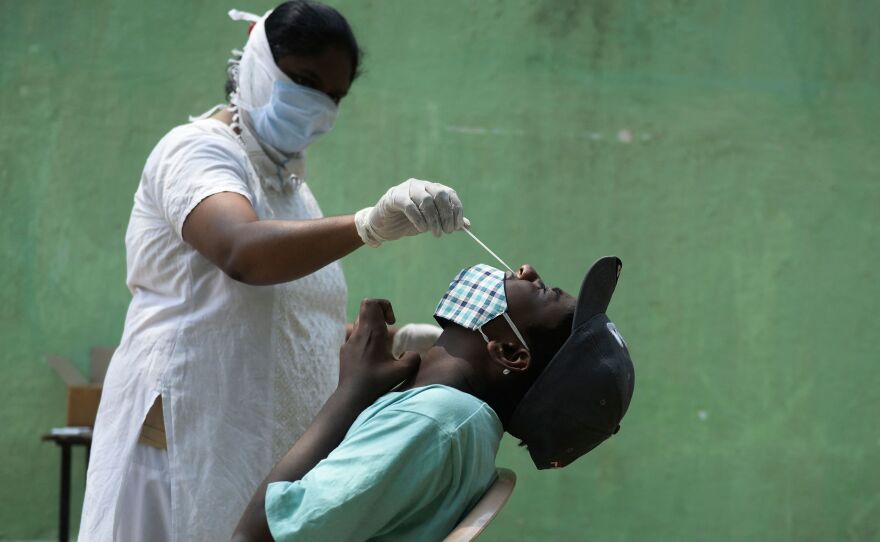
[230,299,420,542]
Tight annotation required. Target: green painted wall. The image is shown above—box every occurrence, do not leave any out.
[1,0,877,539]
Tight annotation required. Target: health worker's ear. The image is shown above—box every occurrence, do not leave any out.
[486,340,531,376]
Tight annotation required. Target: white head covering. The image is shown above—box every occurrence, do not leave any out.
[228,10,288,126]
[226,9,305,192]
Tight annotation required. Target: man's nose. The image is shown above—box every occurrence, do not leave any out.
[516,264,541,283]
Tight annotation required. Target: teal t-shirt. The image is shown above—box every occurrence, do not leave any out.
[265,384,504,542]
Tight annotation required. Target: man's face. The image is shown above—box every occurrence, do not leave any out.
[504,264,577,339]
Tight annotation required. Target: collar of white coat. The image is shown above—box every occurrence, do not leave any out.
[228,9,305,193]
[241,120,305,193]
[188,104,305,194]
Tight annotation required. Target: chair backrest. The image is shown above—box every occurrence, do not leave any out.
[443,468,517,542]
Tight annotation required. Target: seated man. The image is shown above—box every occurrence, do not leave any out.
[232,257,636,542]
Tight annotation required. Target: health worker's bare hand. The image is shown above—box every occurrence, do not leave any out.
[338,299,420,406]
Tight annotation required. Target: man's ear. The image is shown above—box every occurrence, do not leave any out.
[486,340,530,375]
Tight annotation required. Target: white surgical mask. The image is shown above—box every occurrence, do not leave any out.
[248,78,338,154]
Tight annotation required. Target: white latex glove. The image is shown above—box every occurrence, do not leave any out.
[392,323,443,358]
[354,178,467,247]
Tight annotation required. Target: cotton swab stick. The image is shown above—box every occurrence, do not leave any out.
[461,224,514,274]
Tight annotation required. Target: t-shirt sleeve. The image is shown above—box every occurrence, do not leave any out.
[152,128,253,240]
[264,409,454,542]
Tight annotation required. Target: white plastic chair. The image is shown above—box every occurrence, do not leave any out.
[443,468,517,542]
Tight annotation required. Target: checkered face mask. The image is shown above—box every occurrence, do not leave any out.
[434,264,529,349]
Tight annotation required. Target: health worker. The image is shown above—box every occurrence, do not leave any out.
[79,2,464,541]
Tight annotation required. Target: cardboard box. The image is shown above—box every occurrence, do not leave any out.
[48,347,115,427]
[67,384,103,426]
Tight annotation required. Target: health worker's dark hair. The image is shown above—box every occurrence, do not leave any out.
[265,0,362,81]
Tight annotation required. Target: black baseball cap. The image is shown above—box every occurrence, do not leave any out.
[507,256,635,469]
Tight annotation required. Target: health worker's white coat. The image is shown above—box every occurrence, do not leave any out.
[79,116,346,541]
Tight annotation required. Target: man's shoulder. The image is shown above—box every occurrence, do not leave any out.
[382,385,503,437]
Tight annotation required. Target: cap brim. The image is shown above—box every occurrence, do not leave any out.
[573,256,622,328]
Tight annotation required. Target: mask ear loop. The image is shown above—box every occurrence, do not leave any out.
[502,313,529,350]
[477,313,529,351]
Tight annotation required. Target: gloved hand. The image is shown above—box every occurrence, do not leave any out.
[354,179,467,247]
[392,323,443,358]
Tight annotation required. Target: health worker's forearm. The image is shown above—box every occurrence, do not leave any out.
[225,215,363,285]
